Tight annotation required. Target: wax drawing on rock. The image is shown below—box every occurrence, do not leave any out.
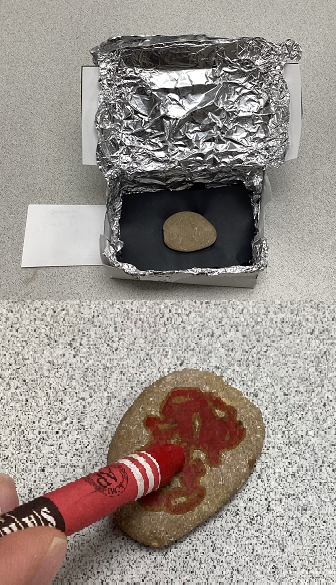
[140,387,245,514]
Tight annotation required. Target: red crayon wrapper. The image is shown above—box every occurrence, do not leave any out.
[0,445,184,537]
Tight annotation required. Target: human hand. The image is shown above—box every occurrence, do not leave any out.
[0,474,67,584]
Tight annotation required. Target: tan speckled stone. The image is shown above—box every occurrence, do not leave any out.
[108,369,264,547]
[163,212,217,252]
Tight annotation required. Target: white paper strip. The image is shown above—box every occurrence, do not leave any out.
[21,205,106,267]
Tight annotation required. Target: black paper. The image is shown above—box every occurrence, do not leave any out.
[118,183,255,271]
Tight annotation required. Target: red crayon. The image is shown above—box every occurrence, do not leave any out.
[0,445,184,537]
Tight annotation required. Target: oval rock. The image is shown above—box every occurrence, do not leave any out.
[108,369,265,547]
[163,212,217,252]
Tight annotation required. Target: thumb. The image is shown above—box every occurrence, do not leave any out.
[0,526,67,585]
[0,474,67,584]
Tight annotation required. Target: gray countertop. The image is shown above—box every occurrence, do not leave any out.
[1,0,336,300]
[0,301,335,583]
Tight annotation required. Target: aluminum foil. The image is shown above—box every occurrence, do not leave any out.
[91,35,301,279]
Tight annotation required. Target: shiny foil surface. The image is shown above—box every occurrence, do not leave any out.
[91,35,301,279]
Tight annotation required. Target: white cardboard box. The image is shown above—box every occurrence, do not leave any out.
[82,64,301,287]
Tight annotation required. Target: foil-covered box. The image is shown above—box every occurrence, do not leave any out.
[82,35,302,287]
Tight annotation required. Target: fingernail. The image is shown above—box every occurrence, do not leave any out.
[30,536,67,585]
[0,473,13,485]
[0,474,19,512]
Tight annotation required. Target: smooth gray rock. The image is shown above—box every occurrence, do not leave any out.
[163,212,217,252]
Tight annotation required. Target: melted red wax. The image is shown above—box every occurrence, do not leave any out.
[141,387,245,514]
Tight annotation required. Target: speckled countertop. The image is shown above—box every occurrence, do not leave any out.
[0,301,335,583]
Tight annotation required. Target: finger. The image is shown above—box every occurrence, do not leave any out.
[0,526,67,585]
[0,474,20,513]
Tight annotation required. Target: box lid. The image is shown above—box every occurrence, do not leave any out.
[91,35,301,188]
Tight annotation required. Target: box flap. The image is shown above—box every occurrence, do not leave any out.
[82,63,302,166]
[90,35,301,185]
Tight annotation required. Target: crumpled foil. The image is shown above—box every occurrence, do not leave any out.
[91,35,301,280]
